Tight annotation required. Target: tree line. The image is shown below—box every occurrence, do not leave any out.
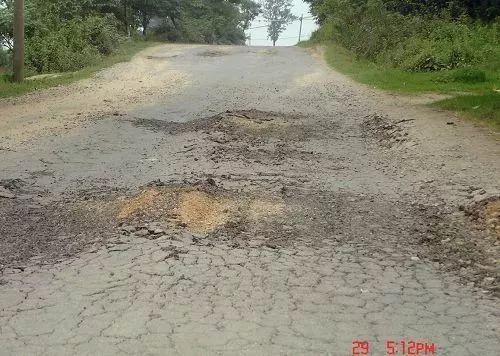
[306,0,499,23]
[304,0,499,72]
[0,0,261,73]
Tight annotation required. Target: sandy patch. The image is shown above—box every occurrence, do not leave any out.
[485,199,500,236]
[197,50,229,57]
[248,200,286,220]
[117,188,162,219]
[176,190,232,233]
[116,185,285,234]
[0,44,189,144]
[294,71,326,87]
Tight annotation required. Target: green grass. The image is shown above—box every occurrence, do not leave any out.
[431,93,500,128]
[300,41,500,128]
[0,40,159,98]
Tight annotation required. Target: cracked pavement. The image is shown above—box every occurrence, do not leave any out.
[0,45,499,355]
[1,235,498,355]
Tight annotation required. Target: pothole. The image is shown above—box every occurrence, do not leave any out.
[225,111,289,131]
[463,194,500,237]
[131,110,332,140]
[116,183,285,235]
[0,190,118,269]
[361,114,416,149]
[485,200,500,236]
[197,50,229,57]
[176,190,232,233]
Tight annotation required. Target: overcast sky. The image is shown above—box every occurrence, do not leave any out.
[247,0,318,46]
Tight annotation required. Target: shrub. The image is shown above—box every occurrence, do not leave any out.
[26,15,122,73]
[0,47,10,68]
[85,15,122,56]
[27,23,99,73]
[393,20,497,71]
[309,0,500,73]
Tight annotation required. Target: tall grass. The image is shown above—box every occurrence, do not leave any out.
[310,0,499,73]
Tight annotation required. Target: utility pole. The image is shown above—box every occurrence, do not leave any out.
[13,0,24,82]
[249,33,251,46]
[298,14,303,42]
[123,0,131,37]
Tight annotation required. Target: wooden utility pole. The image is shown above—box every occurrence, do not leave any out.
[13,0,24,82]
[298,14,303,42]
[124,0,131,37]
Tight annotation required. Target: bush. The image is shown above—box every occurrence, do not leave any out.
[26,15,122,73]
[309,0,500,73]
[85,14,122,56]
[393,20,498,71]
[0,47,10,68]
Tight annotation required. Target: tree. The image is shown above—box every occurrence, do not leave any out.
[0,0,261,74]
[178,0,259,44]
[262,0,296,46]
[0,0,14,50]
[304,0,500,23]
[129,0,181,36]
[13,0,24,82]
[240,0,261,29]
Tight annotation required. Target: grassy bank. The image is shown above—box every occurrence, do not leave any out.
[0,40,159,99]
[299,41,499,128]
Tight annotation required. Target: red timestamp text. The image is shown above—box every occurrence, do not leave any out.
[386,340,436,355]
[352,340,437,356]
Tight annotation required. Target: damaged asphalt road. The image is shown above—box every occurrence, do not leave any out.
[0,44,499,355]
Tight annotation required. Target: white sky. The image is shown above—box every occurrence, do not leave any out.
[247,0,318,46]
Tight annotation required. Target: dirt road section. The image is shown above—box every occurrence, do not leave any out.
[0,45,189,144]
[0,44,499,355]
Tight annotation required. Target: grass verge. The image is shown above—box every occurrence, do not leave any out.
[0,40,159,99]
[431,93,500,128]
[300,41,499,128]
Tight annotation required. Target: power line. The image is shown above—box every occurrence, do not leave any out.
[249,34,312,41]
[251,16,314,23]
[247,16,315,29]
[247,25,269,30]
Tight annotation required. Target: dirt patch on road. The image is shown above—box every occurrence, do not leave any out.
[117,188,162,219]
[0,190,119,269]
[361,114,416,149]
[485,200,500,236]
[0,45,188,144]
[197,49,229,57]
[177,190,231,233]
[226,113,289,131]
[116,183,285,235]
[132,110,336,166]
[463,195,500,237]
[132,110,334,141]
